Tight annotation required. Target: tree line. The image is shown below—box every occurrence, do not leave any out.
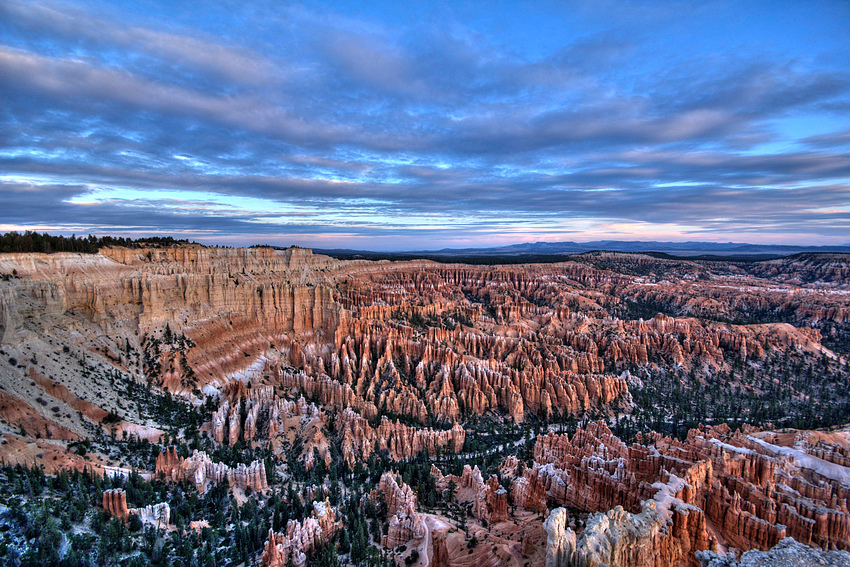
[0,231,193,254]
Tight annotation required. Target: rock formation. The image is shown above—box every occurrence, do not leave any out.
[562,498,709,567]
[2,246,849,567]
[156,447,268,494]
[697,537,850,567]
[209,384,323,447]
[102,488,129,521]
[544,508,576,567]
[433,464,508,524]
[523,422,850,567]
[3,246,843,476]
[261,499,341,567]
[133,502,171,530]
[372,472,425,548]
[102,488,170,529]
[206,384,333,470]
[432,531,451,567]
[340,408,465,468]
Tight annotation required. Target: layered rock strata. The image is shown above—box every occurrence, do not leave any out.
[338,408,465,468]
[2,246,841,472]
[524,422,850,567]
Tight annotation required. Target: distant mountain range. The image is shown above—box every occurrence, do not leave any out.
[317,240,850,260]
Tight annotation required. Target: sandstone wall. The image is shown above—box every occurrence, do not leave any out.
[523,422,850,567]
[155,447,268,494]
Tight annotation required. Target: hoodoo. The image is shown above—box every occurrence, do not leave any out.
[0,245,847,566]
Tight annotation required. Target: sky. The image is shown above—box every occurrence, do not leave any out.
[1,0,849,250]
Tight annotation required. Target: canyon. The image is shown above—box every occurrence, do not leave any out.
[0,245,847,566]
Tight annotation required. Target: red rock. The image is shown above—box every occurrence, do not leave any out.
[432,531,451,567]
[372,472,425,548]
[103,488,170,529]
[102,488,129,521]
[518,421,850,566]
[261,499,340,567]
[156,448,268,494]
[337,408,464,468]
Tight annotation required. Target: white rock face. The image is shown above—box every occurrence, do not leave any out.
[697,537,850,567]
[580,503,664,567]
[544,507,576,567]
[131,502,171,529]
[551,499,688,567]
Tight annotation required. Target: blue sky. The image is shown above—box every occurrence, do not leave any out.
[1,0,849,250]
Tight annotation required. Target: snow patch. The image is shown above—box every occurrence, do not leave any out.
[227,355,270,383]
[708,438,755,455]
[746,436,850,487]
[202,384,221,397]
[103,465,133,479]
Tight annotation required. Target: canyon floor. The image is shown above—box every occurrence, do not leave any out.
[0,245,848,567]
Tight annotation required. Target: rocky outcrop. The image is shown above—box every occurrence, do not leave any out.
[697,537,850,567]
[514,422,641,514]
[155,448,268,494]
[372,472,425,548]
[134,502,171,529]
[500,455,520,479]
[512,464,548,515]
[276,368,379,420]
[338,408,464,468]
[102,488,170,529]
[155,446,181,475]
[432,531,451,567]
[261,499,340,567]
[433,464,508,524]
[541,470,713,567]
[544,508,576,567]
[482,475,509,524]
[647,424,850,553]
[520,421,850,567]
[102,488,129,521]
[566,500,703,567]
[206,384,332,469]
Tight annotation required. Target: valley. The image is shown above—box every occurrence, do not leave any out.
[0,244,847,566]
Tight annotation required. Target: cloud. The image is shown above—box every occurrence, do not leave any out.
[802,127,850,148]
[322,33,425,97]
[0,0,274,85]
[0,47,346,147]
[1,0,849,247]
